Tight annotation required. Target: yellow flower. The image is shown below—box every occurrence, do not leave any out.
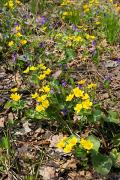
[38,63,46,70]
[85,34,95,40]
[82,93,90,100]
[64,144,73,153]
[78,79,86,85]
[37,95,47,102]
[66,93,74,101]
[29,66,37,71]
[74,36,82,42]
[15,25,21,31]
[10,93,21,101]
[44,68,51,75]
[90,35,95,40]
[23,67,29,73]
[36,105,45,112]
[16,0,22,5]
[31,92,39,99]
[56,141,65,149]
[56,137,67,149]
[42,100,49,108]
[74,103,82,113]
[73,87,84,98]
[16,32,22,37]
[20,39,27,45]
[69,136,78,146]
[5,1,14,8]
[63,12,69,16]
[10,87,18,92]
[8,41,14,47]
[87,83,97,89]
[42,85,50,93]
[82,100,92,109]
[80,138,93,150]
[83,4,90,13]
[96,21,100,25]
[38,74,46,80]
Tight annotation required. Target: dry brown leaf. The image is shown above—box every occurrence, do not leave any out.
[61,158,77,170]
[0,117,5,127]
[39,166,57,180]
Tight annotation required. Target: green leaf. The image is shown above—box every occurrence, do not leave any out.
[88,135,100,152]
[92,153,112,175]
[1,136,10,150]
[110,149,120,168]
[93,109,104,122]
[106,110,119,124]
[75,147,87,158]
[103,79,110,89]
[65,48,76,61]
[112,133,120,146]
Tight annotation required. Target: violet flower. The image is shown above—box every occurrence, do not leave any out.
[12,53,17,62]
[60,109,68,116]
[61,80,67,87]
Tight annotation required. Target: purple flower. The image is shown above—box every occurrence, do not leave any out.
[50,89,54,94]
[22,14,28,19]
[104,75,111,81]
[92,41,96,46]
[58,63,62,68]
[36,16,47,26]
[12,53,17,62]
[78,84,83,89]
[72,24,80,32]
[113,58,120,63]
[60,109,68,116]
[14,22,19,27]
[61,80,67,87]
[39,42,45,48]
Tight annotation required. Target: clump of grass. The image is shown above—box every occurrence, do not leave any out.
[101,13,120,44]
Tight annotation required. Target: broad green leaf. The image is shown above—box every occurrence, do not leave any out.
[93,109,104,122]
[92,153,112,175]
[88,135,100,152]
[106,110,119,124]
[75,147,87,158]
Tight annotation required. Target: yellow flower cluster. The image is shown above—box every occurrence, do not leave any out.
[80,138,93,151]
[38,67,51,80]
[23,64,51,81]
[5,0,22,8]
[85,34,95,41]
[56,136,78,153]
[66,81,97,113]
[5,0,14,8]
[63,35,83,46]
[87,83,97,89]
[83,0,99,13]
[31,85,51,113]
[61,0,75,6]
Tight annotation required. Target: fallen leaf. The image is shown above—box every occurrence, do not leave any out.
[39,166,57,180]
[61,158,77,170]
[0,117,5,127]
